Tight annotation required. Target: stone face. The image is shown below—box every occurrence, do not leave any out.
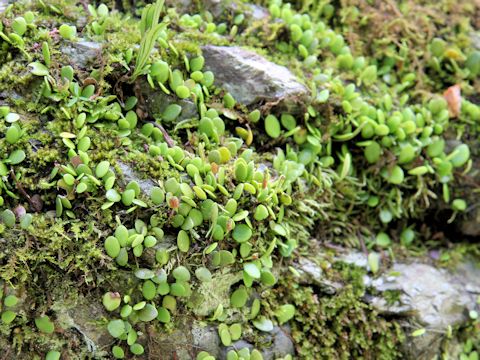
[248,4,270,20]
[220,326,295,360]
[117,160,156,195]
[0,0,9,13]
[457,155,480,237]
[340,250,480,360]
[53,295,111,358]
[202,45,310,112]
[164,0,269,21]
[262,326,295,360]
[192,323,222,358]
[369,263,473,327]
[471,32,480,50]
[294,257,342,294]
[165,0,193,13]
[61,40,102,69]
[459,209,480,236]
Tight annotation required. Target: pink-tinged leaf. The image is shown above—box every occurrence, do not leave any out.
[443,84,461,118]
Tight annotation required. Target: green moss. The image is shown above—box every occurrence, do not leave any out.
[265,264,405,359]
[0,0,478,358]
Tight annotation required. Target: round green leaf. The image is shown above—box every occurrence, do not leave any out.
[157,307,171,323]
[230,288,248,308]
[4,295,18,307]
[138,303,158,322]
[45,350,61,360]
[177,230,190,252]
[8,149,26,165]
[232,224,252,243]
[265,115,281,138]
[102,292,121,311]
[106,189,121,202]
[172,266,191,282]
[107,319,125,338]
[243,263,260,279]
[35,315,55,334]
[1,310,16,324]
[134,268,155,279]
[105,236,120,258]
[252,316,273,332]
[195,267,212,282]
[275,304,295,324]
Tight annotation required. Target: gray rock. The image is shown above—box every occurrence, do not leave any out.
[294,257,342,294]
[192,323,222,358]
[202,45,310,112]
[220,326,294,360]
[248,4,270,21]
[201,0,269,21]
[165,0,193,13]
[338,250,369,268]
[53,295,110,358]
[140,80,199,121]
[201,0,229,17]
[296,257,323,280]
[221,340,254,358]
[341,252,479,327]
[376,262,479,359]
[146,318,195,359]
[337,250,480,359]
[459,207,480,236]
[61,39,102,69]
[457,157,480,237]
[262,326,295,360]
[150,318,295,360]
[0,0,9,13]
[470,32,480,50]
[117,160,156,195]
[371,263,473,328]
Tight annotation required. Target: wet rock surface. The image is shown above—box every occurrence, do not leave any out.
[202,45,310,112]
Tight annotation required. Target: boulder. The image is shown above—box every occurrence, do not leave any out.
[202,45,310,112]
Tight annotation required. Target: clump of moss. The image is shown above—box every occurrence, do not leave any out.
[266,264,405,359]
[0,0,479,358]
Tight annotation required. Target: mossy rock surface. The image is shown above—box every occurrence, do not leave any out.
[0,0,479,359]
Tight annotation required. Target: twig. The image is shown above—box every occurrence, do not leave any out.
[9,169,42,211]
[149,121,175,147]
